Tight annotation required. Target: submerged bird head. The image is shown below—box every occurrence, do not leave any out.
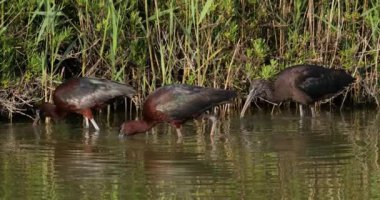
[240,79,272,118]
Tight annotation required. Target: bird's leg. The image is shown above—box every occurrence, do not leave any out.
[210,135,215,145]
[209,116,217,137]
[271,105,276,115]
[310,106,316,117]
[89,118,100,131]
[299,104,304,117]
[340,88,350,111]
[80,109,99,131]
[176,128,182,138]
[84,118,90,128]
[202,114,217,137]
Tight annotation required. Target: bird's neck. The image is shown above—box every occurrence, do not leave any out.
[268,87,281,103]
[262,82,279,103]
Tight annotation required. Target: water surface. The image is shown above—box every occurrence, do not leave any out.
[0,111,379,199]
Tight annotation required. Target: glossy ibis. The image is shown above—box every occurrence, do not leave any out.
[33,77,136,130]
[240,64,355,117]
[120,84,237,137]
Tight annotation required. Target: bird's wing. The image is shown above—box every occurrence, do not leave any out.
[156,85,236,120]
[58,78,136,109]
[297,69,353,99]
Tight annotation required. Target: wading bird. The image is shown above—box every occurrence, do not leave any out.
[120,84,237,137]
[240,64,355,117]
[33,77,136,130]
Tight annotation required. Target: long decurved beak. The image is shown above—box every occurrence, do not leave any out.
[33,109,41,126]
[240,89,256,118]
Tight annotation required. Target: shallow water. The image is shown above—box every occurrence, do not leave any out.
[0,110,380,199]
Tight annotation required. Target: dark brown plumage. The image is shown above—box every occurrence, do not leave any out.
[33,77,136,130]
[240,64,355,117]
[120,84,237,137]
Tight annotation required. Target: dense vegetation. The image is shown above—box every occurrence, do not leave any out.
[0,0,379,119]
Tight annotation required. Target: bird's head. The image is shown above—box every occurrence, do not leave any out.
[119,120,153,136]
[240,79,272,118]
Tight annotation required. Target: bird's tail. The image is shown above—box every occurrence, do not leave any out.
[106,80,137,98]
[209,89,237,104]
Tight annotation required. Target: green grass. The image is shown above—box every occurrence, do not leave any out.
[0,0,379,118]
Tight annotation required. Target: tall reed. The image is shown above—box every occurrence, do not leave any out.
[0,0,380,118]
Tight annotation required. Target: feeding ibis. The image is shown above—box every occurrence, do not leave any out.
[240,64,355,117]
[33,77,136,130]
[120,84,237,137]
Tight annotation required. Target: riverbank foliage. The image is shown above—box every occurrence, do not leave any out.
[0,0,379,118]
